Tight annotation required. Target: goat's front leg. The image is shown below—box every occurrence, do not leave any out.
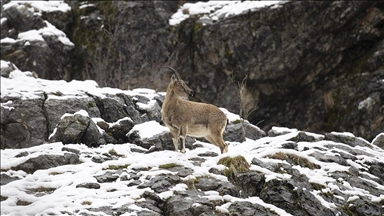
[170,129,180,152]
[180,136,186,153]
[172,137,179,152]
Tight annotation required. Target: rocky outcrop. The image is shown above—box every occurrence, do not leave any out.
[1,62,269,149]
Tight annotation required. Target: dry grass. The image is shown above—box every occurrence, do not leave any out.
[266,152,320,169]
[218,155,250,180]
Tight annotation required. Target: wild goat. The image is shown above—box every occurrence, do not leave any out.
[161,66,228,154]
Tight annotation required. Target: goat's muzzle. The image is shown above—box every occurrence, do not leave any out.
[189,90,195,97]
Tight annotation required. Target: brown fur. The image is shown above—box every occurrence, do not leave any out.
[161,67,228,154]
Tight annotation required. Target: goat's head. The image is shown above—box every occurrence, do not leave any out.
[163,66,194,98]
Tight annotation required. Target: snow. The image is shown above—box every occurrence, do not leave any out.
[169,0,283,26]
[128,121,169,139]
[2,0,71,13]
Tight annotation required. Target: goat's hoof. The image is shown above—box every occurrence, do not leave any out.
[181,149,186,153]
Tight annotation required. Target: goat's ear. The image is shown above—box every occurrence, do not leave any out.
[171,74,177,83]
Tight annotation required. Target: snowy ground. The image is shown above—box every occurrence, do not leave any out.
[1,127,384,215]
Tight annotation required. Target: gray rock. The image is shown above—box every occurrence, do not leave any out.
[44,96,101,135]
[61,147,80,155]
[197,151,219,157]
[12,153,79,174]
[106,118,134,143]
[1,98,47,149]
[50,112,101,147]
[138,174,181,193]
[0,173,20,186]
[194,176,240,197]
[288,131,321,142]
[76,182,101,189]
[224,120,266,142]
[228,201,279,216]
[372,133,384,149]
[232,171,266,198]
[95,171,120,183]
[324,133,371,148]
[163,190,215,216]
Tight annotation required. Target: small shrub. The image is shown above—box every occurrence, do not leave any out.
[81,201,92,205]
[266,153,320,169]
[310,182,326,190]
[103,164,130,170]
[33,187,56,193]
[218,155,250,180]
[184,177,199,190]
[16,200,32,206]
[159,163,180,169]
[108,149,124,157]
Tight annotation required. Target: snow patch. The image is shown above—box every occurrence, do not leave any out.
[169,0,283,26]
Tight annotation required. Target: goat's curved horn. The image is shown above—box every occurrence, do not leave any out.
[162,66,181,80]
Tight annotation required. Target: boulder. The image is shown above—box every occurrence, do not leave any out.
[163,190,215,216]
[12,153,79,174]
[49,111,101,147]
[44,95,101,135]
[372,133,384,149]
[0,98,47,149]
[224,120,266,142]
[324,132,371,148]
[228,201,279,216]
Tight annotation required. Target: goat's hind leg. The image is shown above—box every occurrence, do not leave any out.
[206,132,228,154]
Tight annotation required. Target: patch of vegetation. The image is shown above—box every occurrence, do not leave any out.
[319,191,334,198]
[81,201,92,205]
[159,163,181,169]
[266,152,320,169]
[108,149,124,157]
[1,195,7,201]
[103,164,130,170]
[310,182,326,190]
[218,155,250,181]
[32,186,56,193]
[49,171,68,175]
[231,119,242,124]
[184,177,199,190]
[16,199,32,206]
[88,101,95,108]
